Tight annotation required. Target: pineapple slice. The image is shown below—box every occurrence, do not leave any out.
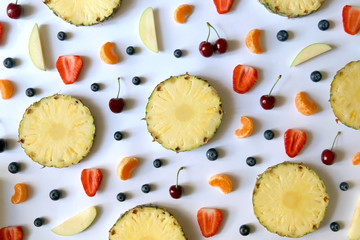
[253,162,329,238]
[145,74,223,152]
[44,0,121,26]
[259,0,325,17]
[18,95,95,168]
[330,61,360,129]
[109,205,187,240]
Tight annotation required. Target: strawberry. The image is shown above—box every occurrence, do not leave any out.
[81,168,103,197]
[0,23,3,43]
[284,129,307,158]
[0,226,23,240]
[197,208,223,238]
[213,0,234,14]
[56,55,83,85]
[233,64,258,94]
[342,5,360,35]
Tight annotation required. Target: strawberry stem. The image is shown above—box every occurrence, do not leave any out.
[207,22,221,39]
[116,77,121,99]
[330,131,341,151]
[175,167,185,188]
[268,75,282,97]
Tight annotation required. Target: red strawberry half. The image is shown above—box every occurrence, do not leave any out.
[81,168,103,197]
[233,64,258,94]
[0,226,23,240]
[0,23,3,43]
[284,129,307,158]
[197,207,223,238]
[343,5,360,35]
[56,55,83,85]
[213,0,234,14]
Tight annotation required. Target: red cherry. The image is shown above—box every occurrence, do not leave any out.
[199,41,213,57]
[7,1,22,19]
[260,75,282,110]
[321,131,341,165]
[169,167,185,199]
[214,38,228,54]
[109,77,125,113]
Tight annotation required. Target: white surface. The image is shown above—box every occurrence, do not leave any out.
[0,0,360,239]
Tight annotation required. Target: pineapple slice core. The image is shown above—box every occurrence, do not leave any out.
[175,104,194,122]
[283,192,300,209]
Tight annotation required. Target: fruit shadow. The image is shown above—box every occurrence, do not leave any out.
[92,205,104,227]
[227,39,241,52]
[39,24,55,70]
[78,56,92,83]
[114,0,134,19]
[22,4,36,18]
[260,29,267,53]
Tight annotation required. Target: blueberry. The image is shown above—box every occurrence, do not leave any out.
[114,131,123,141]
[206,148,218,161]
[174,49,183,58]
[49,189,61,200]
[239,224,250,236]
[34,217,44,227]
[310,71,322,82]
[3,58,15,68]
[8,162,20,174]
[318,19,330,31]
[91,83,100,92]
[117,192,126,202]
[132,76,141,85]
[153,159,162,168]
[126,46,135,55]
[339,181,349,191]
[276,30,289,42]
[0,138,6,153]
[141,184,151,193]
[330,222,340,232]
[246,157,256,167]
[25,88,36,97]
[57,31,67,41]
[264,130,275,140]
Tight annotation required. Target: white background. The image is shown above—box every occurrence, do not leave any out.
[1,0,360,239]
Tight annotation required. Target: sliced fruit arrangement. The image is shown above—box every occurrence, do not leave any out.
[117,157,139,180]
[174,4,193,24]
[44,0,121,26]
[284,129,307,158]
[29,23,46,71]
[0,226,23,240]
[139,7,159,53]
[260,75,282,110]
[233,65,258,94]
[11,183,28,204]
[234,116,253,138]
[348,196,360,240]
[81,168,103,197]
[245,29,262,54]
[290,43,332,67]
[253,162,329,237]
[197,207,223,238]
[321,131,341,165]
[51,206,97,236]
[330,61,360,129]
[213,0,234,14]
[342,5,360,35]
[295,91,318,116]
[145,74,223,152]
[352,152,360,165]
[100,42,119,64]
[56,55,83,84]
[18,94,95,168]
[109,205,187,240]
[258,0,325,17]
[208,173,233,194]
[0,80,14,100]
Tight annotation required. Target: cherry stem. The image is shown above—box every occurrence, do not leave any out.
[268,75,282,97]
[15,0,18,4]
[207,22,221,39]
[116,77,121,99]
[330,131,341,151]
[205,22,211,42]
[175,167,185,189]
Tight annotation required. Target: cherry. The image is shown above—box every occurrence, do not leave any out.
[169,166,185,199]
[7,0,22,19]
[109,77,125,113]
[260,75,282,110]
[207,22,228,54]
[321,131,341,165]
[199,41,213,57]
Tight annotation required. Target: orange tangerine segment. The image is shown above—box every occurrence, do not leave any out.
[117,157,139,180]
[295,91,318,116]
[174,4,193,24]
[100,42,119,64]
[0,80,14,100]
[245,29,263,54]
[208,173,233,194]
[352,152,360,165]
[234,116,253,138]
[11,183,28,204]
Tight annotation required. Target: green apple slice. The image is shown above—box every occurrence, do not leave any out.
[139,7,159,53]
[29,23,46,71]
[52,206,97,236]
[349,197,360,240]
[290,43,332,67]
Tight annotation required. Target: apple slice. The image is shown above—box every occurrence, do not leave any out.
[29,23,46,71]
[349,197,360,240]
[52,206,97,236]
[139,7,159,53]
[290,43,332,67]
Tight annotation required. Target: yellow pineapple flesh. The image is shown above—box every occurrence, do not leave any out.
[259,0,325,17]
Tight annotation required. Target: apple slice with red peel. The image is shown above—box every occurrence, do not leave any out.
[139,7,159,53]
[290,43,332,67]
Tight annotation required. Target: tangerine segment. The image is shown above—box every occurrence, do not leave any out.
[117,157,139,180]
[11,183,28,204]
[234,116,253,138]
[352,152,360,165]
[0,80,14,100]
[100,42,119,64]
[174,4,193,24]
[245,29,263,54]
[295,91,318,116]
[208,173,233,194]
